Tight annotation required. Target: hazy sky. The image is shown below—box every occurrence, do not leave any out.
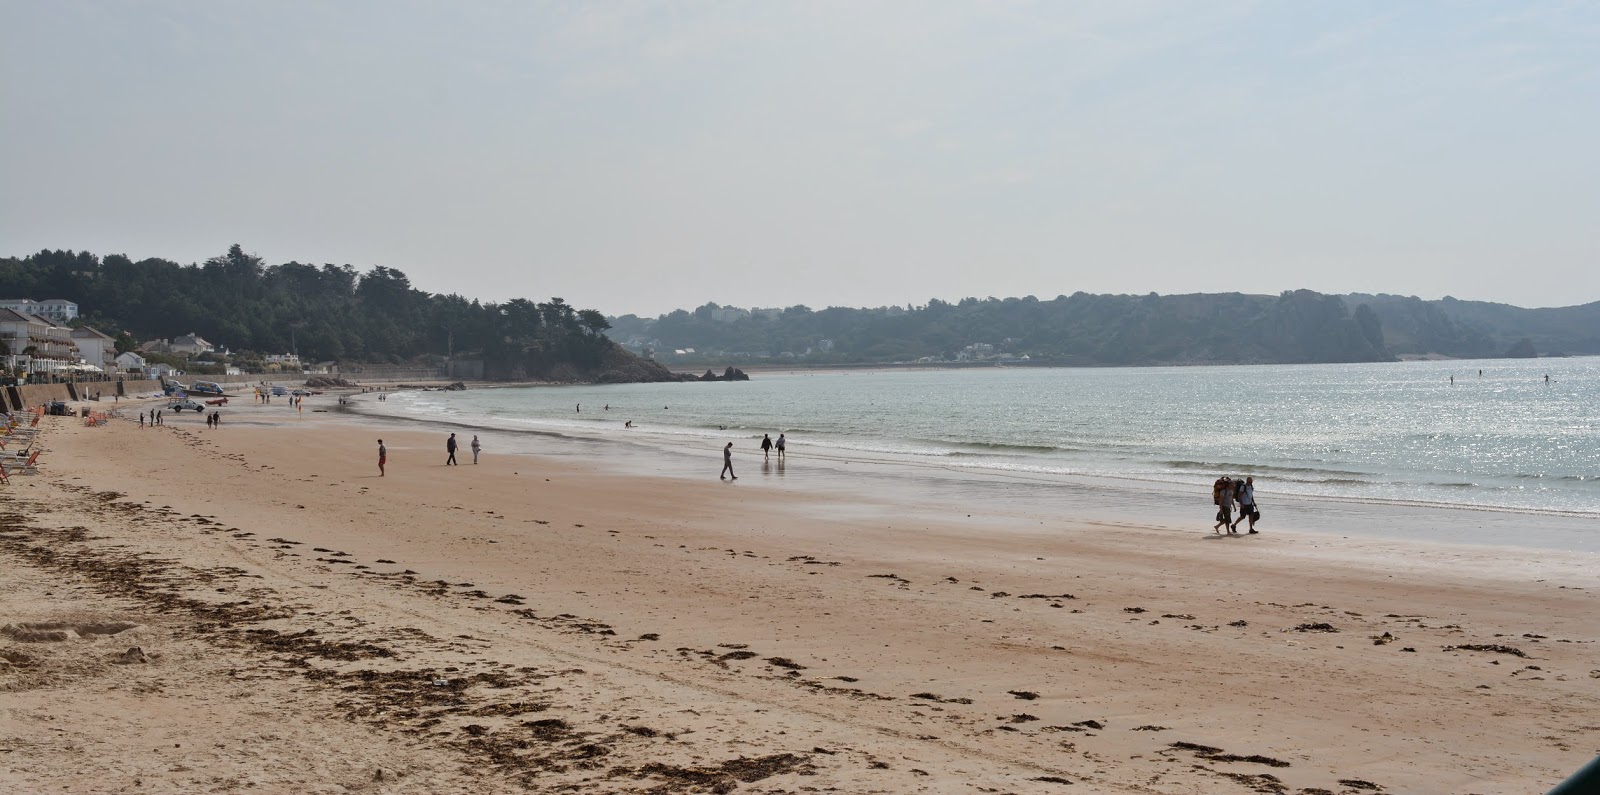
[2,2,1596,316]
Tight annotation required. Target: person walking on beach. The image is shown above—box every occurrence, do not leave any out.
[775,433,786,458]
[377,439,387,477]
[446,433,459,466]
[720,442,737,480]
[139,411,145,427]
[1232,476,1259,534]
[1212,476,1235,533]
[760,433,773,459]
[471,435,481,464]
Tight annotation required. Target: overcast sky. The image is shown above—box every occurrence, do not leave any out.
[2,1,1596,316]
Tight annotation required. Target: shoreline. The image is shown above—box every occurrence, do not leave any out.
[341,388,1600,554]
[3,394,1596,793]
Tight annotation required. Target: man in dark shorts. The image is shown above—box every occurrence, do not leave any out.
[760,434,773,459]
[446,433,459,466]
[1232,476,1260,534]
[378,439,387,477]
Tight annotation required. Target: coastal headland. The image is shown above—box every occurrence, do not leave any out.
[1,393,1596,794]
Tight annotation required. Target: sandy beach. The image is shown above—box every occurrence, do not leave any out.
[2,394,1597,794]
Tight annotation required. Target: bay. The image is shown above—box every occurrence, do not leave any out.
[370,357,1599,520]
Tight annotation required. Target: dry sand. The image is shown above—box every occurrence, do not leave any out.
[2,395,1597,794]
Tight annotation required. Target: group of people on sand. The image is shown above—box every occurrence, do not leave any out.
[721,433,786,480]
[1211,475,1260,535]
[377,432,482,475]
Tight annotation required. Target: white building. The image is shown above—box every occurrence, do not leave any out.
[115,351,148,373]
[0,309,79,376]
[264,353,302,368]
[0,298,78,324]
[70,326,116,371]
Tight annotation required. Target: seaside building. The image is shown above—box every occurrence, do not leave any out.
[264,353,302,369]
[115,351,148,374]
[0,298,79,324]
[141,332,216,357]
[0,308,81,376]
[70,326,117,372]
[170,333,215,356]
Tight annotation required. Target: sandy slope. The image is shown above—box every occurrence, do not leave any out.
[2,397,1597,794]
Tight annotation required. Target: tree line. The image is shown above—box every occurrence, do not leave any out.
[610,290,1396,365]
[611,290,1600,365]
[0,245,623,378]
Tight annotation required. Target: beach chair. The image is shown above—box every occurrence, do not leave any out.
[2,450,41,476]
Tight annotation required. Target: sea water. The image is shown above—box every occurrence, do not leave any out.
[364,358,1599,522]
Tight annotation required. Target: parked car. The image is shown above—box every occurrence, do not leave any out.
[168,399,206,412]
[270,385,289,396]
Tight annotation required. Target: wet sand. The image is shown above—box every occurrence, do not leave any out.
[1,395,1597,793]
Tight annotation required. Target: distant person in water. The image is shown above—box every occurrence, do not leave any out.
[760,433,773,459]
[775,433,786,458]
[720,442,737,480]
[1232,476,1259,534]
[1212,476,1235,534]
[624,420,633,428]
[377,439,387,477]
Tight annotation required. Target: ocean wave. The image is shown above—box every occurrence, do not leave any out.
[1162,460,1373,479]
[939,441,1067,454]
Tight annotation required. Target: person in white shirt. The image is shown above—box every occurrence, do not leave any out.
[1232,476,1259,534]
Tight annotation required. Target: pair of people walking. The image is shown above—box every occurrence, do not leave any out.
[726,433,789,479]
[444,433,483,466]
[1211,475,1260,534]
